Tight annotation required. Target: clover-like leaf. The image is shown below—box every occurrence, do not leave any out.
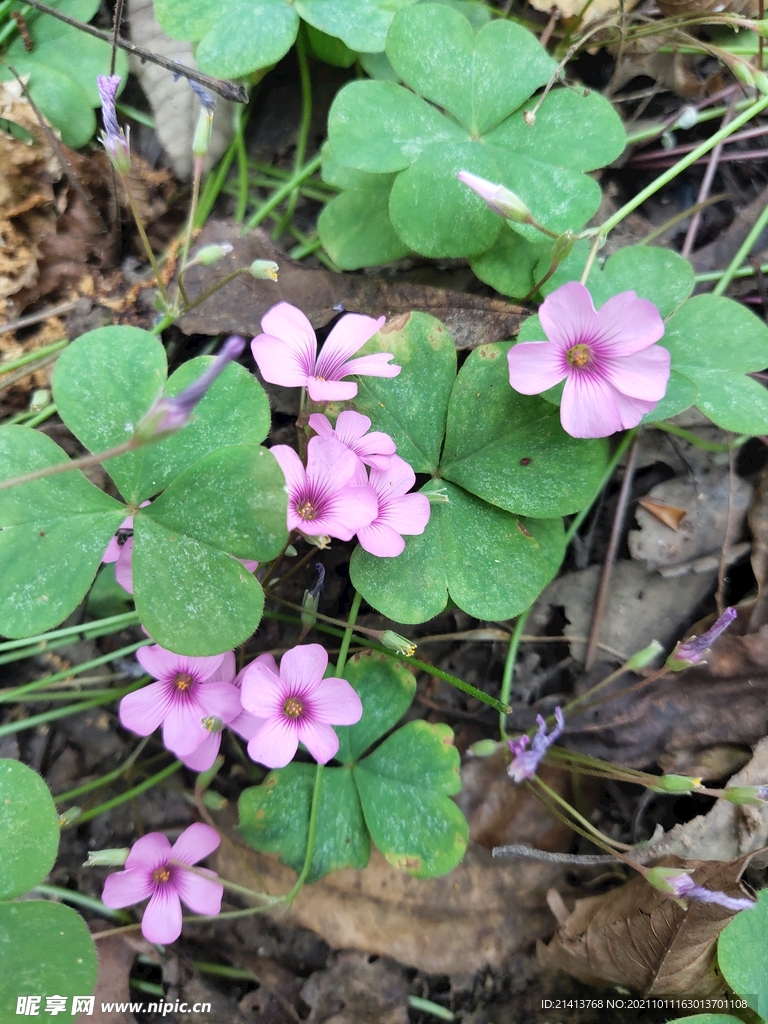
[0,760,60,901]
[318,184,410,269]
[0,902,98,1017]
[441,343,609,517]
[718,889,768,1020]
[354,720,467,876]
[0,427,125,638]
[336,651,416,763]
[351,480,566,623]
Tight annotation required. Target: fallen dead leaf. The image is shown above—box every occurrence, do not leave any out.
[300,951,409,1024]
[178,222,527,350]
[538,855,753,995]
[637,498,687,532]
[78,924,138,1024]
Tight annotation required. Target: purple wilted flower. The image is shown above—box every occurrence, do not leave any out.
[508,707,565,782]
[102,823,223,943]
[668,607,738,669]
[96,75,130,172]
[134,336,245,441]
[188,78,216,113]
[646,866,755,912]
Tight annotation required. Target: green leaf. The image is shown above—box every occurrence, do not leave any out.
[238,762,369,882]
[359,50,400,81]
[321,141,397,190]
[718,888,768,1019]
[328,79,465,173]
[417,0,491,31]
[470,226,550,299]
[305,24,357,67]
[336,651,416,763]
[350,480,565,623]
[354,720,468,876]
[133,358,271,501]
[352,312,457,473]
[318,186,410,269]
[195,0,299,78]
[486,87,625,173]
[154,0,220,39]
[0,427,125,637]
[0,902,98,1015]
[386,5,555,136]
[441,343,609,517]
[641,370,699,424]
[0,63,93,150]
[53,326,167,504]
[0,760,59,900]
[297,0,418,53]
[389,140,502,257]
[86,562,134,619]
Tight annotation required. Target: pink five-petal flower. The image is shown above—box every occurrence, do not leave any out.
[240,643,362,768]
[250,301,398,402]
[271,436,378,540]
[308,411,396,471]
[120,646,241,757]
[356,454,431,557]
[506,282,669,439]
[102,823,223,944]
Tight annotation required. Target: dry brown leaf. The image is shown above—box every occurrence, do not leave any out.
[300,952,409,1024]
[657,0,756,15]
[528,0,632,25]
[78,924,137,1024]
[179,222,527,350]
[749,464,768,631]
[637,498,687,532]
[539,856,753,995]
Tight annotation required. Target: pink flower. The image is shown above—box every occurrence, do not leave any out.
[507,282,669,439]
[240,643,363,768]
[251,302,399,402]
[308,410,396,471]
[103,516,135,593]
[102,823,223,943]
[271,436,378,540]
[356,455,431,557]
[120,646,241,757]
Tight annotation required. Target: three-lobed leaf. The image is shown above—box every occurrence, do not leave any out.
[0,760,60,901]
[717,888,768,1019]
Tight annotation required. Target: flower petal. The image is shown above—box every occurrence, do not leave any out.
[247,717,299,768]
[368,454,414,500]
[251,302,317,386]
[141,885,183,944]
[170,822,221,866]
[611,388,658,429]
[114,538,134,594]
[507,341,567,395]
[296,720,341,764]
[310,677,363,725]
[379,491,431,537]
[240,661,286,718]
[179,732,221,771]
[592,291,666,355]
[357,521,406,557]
[161,691,210,755]
[215,650,237,682]
[102,867,154,908]
[338,352,401,379]
[135,645,180,681]
[102,536,121,563]
[332,410,372,441]
[539,281,599,350]
[119,680,173,737]
[315,313,386,378]
[601,344,671,401]
[230,708,266,741]
[197,680,243,724]
[173,867,223,916]
[560,374,624,438]
[306,377,358,402]
[310,484,378,540]
[279,644,327,695]
[126,832,172,872]
[307,412,335,438]
[270,444,306,501]
[305,435,361,494]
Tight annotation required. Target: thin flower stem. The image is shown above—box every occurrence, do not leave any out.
[120,174,171,306]
[268,592,384,641]
[336,590,362,676]
[601,93,768,238]
[532,776,636,850]
[55,737,150,804]
[695,260,768,284]
[168,860,279,905]
[178,154,204,306]
[499,610,530,739]
[0,686,139,738]
[0,337,69,375]
[272,29,312,238]
[0,437,138,492]
[0,611,140,654]
[33,884,131,921]
[244,153,323,230]
[712,195,768,296]
[269,546,320,591]
[653,420,748,451]
[0,640,150,703]
[580,233,602,285]
[260,532,299,589]
[67,761,183,826]
[284,762,324,907]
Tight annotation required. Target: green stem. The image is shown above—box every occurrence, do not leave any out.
[234,105,249,224]
[653,420,748,451]
[55,737,150,803]
[0,686,139,738]
[32,884,131,921]
[0,640,149,703]
[695,259,768,283]
[244,154,323,230]
[601,93,768,236]
[25,403,58,427]
[0,338,68,374]
[0,611,140,655]
[284,761,324,906]
[67,761,183,825]
[408,996,455,1021]
[336,589,362,675]
[120,174,171,307]
[272,29,312,238]
[0,438,139,492]
[712,195,768,296]
[499,611,530,739]
[532,776,634,850]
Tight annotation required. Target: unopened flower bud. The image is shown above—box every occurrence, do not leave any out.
[649,774,702,794]
[549,230,576,266]
[625,639,664,670]
[97,75,131,173]
[29,388,50,412]
[192,242,234,266]
[250,259,279,281]
[202,790,228,810]
[301,589,320,630]
[468,738,500,758]
[58,806,82,827]
[720,785,768,806]
[380,630,416,657]
[456,170,533,224]
[729,56,768,95]
[202,716,224,733]
[304,533,332,549]
[85,847,130,867]
[192,108,214,157]
[426,487,449,504]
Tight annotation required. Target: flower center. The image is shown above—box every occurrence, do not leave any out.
[173,672,193,691]
[566,343,591,368]
[297,500,317,521]
[283,697,304,719]
[152,866,171,884]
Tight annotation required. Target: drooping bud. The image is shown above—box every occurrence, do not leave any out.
[645,865,755,912]
[133,335,246,442]
[468,738,499,758]
[250,259,279,281]
[192,106,214,158]
[191,242,234,267]
[456,170,533,224]
[719,785,768,806]
[667,607,737,670]
[58,806,82,827]
[649,774,702,794]
[625,639,664,670]
[84,847,130,867]
[549,230,577,266]
[96,74,131,173]
[380,630,416,658]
